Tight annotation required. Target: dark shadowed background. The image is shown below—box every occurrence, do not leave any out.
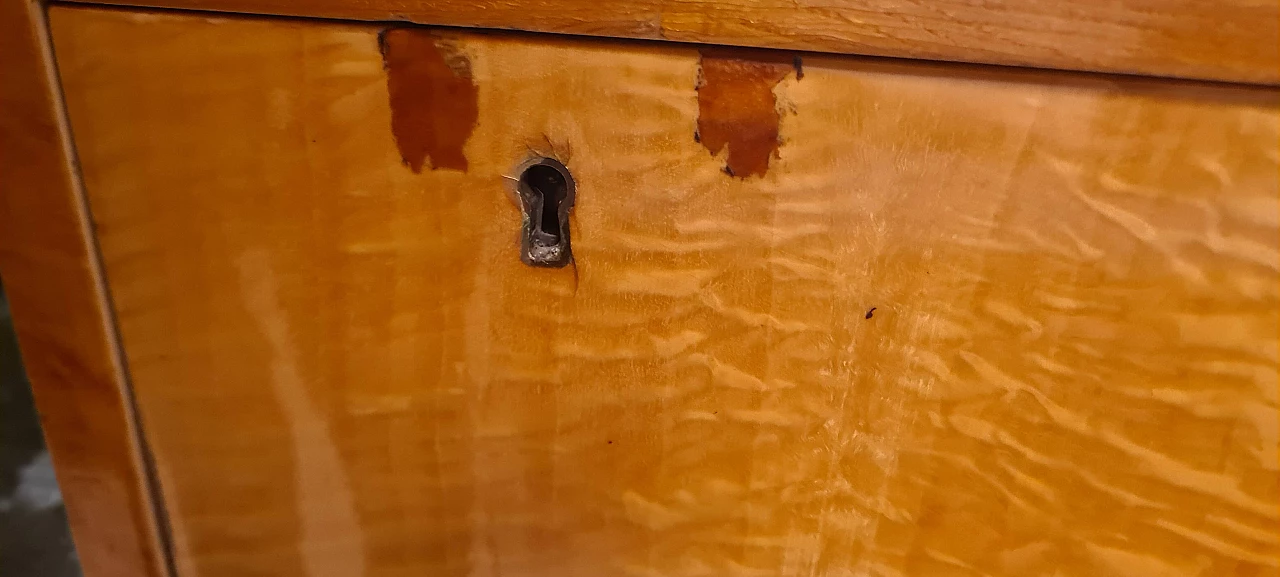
[1,279,81,577]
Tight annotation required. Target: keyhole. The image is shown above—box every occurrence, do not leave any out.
[515,158,574,267]
[526,164,565,243]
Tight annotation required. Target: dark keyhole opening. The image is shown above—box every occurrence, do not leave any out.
[515,158,574,267]
[522,164,567,243]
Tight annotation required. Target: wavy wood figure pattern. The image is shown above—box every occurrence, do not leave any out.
[48,6,1280,577]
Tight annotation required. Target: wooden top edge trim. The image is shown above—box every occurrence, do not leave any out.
[53,0,1280,84]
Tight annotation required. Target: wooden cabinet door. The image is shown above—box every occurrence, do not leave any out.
[48,6,1279,576]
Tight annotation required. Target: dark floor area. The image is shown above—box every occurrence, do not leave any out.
[1,281,82,576]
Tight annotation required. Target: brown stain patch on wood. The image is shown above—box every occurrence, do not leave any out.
[696,50,798,178]
[379,28,478,172]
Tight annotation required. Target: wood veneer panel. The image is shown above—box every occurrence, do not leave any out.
[50,6,1280,576]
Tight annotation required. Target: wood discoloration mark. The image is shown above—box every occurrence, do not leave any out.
[696,50,798,178]
[379,28,478,173]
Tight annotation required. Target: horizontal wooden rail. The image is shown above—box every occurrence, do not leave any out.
[58,0,1280,84]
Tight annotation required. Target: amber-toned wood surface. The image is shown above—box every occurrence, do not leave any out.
[51,6,1279,576]
[0,2,168,577]
[61,0,1280,85]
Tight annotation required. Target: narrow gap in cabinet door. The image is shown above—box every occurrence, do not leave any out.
[32,5,180,577]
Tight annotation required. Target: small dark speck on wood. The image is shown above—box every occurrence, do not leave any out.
[865,307,876,319]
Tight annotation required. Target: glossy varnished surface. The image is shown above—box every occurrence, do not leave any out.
[0,2,167,576]
[51,7,1280,576]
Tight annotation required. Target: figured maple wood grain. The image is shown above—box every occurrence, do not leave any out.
[0,1,167,576]
[50,6,1280,577]
[58,0,1280,85]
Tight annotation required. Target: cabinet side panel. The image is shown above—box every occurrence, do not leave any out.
[0,2,169,577]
